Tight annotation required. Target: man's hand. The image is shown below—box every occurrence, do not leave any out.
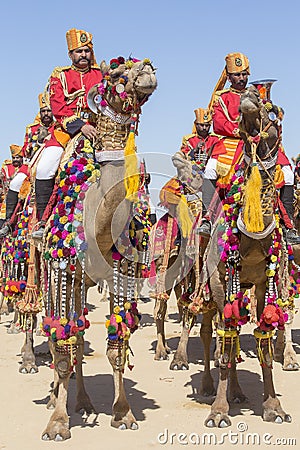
[81,124,97,140]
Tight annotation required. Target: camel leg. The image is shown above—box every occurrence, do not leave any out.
[170,308,194,370]
[154,297,170,360]
[19,328,38,374]
[42,351,72,441]
[254,332,292,423]
[205,331,238,428]
[274,318,299,371]
[229,358,247,403]
[107,343,138,430]
[75,336,95,414]
[7,310,21,334]
[200,309,216,396]
[174,283,183,323]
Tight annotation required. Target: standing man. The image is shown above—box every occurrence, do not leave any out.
[32,27,103,239]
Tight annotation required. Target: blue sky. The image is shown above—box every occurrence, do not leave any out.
[1,0,299,205]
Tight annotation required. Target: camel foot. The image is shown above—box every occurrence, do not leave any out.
[7,323,21,334]
[283,362,299,371]
[154,346,170,361]
[75,396,95,416]
[229,390,248,404]
[41,415,71,441]
[200,377,216,397]
[205,413,231,428]
[169,356,189,371]
[282,352,299,371]
[46,395,57,410]
[262,398,292,423]
[111,410,138,430]
[19,363,38,374]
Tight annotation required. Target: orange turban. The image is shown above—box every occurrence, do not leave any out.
[38,91,50,109]
[66,28,96,64]
[225,52,250,74]
[194,108,212,124]
[10,144,23,157]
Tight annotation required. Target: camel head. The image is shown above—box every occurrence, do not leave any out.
[172,151,203,194]
[88,57,157,115]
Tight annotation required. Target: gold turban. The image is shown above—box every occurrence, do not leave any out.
[10,144,23,157]
[194,108,212,124]
[66,28,96,64]
[38,91,50,109]
[225,52,250,74]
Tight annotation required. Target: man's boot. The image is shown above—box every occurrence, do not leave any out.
[280,184,300,245]
[0,190,19,238]
[31,179,55,240]
[197,178,216,237]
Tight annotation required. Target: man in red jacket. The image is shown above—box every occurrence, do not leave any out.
[22,92,55,159]
[0,145,29,235]
[180,108,220,165]
[32,28,103,239]
[198,52,300,244]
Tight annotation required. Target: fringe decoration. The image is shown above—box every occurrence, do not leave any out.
[243,163,264,232]
[124,128,139,201]
[177,194,193,238]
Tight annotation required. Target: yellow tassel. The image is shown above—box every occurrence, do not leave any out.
[243,164,264,232]
[124,131,139,201]
[177,194,193,238]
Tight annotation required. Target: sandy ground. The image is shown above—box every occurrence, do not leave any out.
[0,287,300,450]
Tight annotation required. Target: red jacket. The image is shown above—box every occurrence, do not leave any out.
[49,65,103,139]
[22,120,56,158]
[212,88,291,167]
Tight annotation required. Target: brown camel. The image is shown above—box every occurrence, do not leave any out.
[202,85,293,428]
[150,153,217,394]
[37,57,157,441]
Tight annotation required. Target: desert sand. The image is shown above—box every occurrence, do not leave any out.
[0,287,299,450]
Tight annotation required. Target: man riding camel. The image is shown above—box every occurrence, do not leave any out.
[0,144,29,235]
[31,27,103,240]
[0,92,56,238]
[197,52,300,245]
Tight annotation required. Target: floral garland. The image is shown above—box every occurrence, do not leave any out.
[41,137,100,347]
[44,138,100,262]
[41,307,90,346]
[106,302,141,342]
[0,204,30,300]
[217,163,251,329]
[257,218,291,332]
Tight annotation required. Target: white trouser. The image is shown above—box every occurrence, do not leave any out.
[282,165,294,185]
[203,158,294,186]
[203,157,217,180]
[10,172,28,192]
[36,146,64,180]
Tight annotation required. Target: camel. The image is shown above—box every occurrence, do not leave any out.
[150,153,218,395]
[201,85,293,427]
[34,56,157,440]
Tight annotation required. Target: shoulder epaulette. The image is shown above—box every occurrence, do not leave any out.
[182,133,196,141]
[50,65,72,78]
[3,159,12,165]
[91,64,101,70]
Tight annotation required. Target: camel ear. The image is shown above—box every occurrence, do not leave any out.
[292,157,296,164]
[100,60,109,75]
